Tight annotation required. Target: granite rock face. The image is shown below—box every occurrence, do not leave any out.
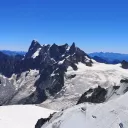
[77,86,107,104]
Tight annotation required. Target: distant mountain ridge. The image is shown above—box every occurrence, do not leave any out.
[0,50,26,56]
[1,50,128,64]
[89,52,128,64]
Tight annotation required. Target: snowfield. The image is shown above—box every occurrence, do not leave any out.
[41,62,128,110]
[1,61,128,128]
[0,69,39,105]
[65,62,128,93]
[0,105,55,128]
[42,91,128,128]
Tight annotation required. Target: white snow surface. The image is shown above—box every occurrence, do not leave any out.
[41,62,128,110]
[32,48,41,58]
[58,59,65,65]
[42,91,128,128]
[0,69,39,105]
[64,62,128,96]
[0,105,55,128]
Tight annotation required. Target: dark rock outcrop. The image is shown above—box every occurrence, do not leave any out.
[35,113,56,128]
[0,52,24,77]
[69,42,76,54]
[121,60,128,69]
[77,79,128,105]
[77,86,107,104]
[120,79,128,83]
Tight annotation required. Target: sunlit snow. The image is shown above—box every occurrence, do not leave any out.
[0,105,55,128]
[32,48,41,58]
[42,92,128,128]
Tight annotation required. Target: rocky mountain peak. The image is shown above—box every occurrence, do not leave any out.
[0,40,94,105]
[25,40,42,59]
[49,43,60,60]
[29,40,41,50]
[0,41,93,77]
[69,42,76,54]
[13,41,93,104]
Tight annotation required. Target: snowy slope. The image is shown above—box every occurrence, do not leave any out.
[1,41,128,111]
[0,105,55,128]
[0,69,40,105]
[32,48,42,58]
[1,60,128,110]
[41,91,128,128]
[41,62,128,110]
[65,62,128,92]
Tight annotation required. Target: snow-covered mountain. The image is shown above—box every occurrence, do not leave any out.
[0,40,92,106]
[40,90,128,128]
[0,50,26,56]
[0,40,128,128]
[36,77,128,128]
[0,40,128,109]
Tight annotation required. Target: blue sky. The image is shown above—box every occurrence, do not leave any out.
[0,0,128,53]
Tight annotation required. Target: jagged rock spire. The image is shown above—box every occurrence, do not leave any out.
[25,40,42,59]
[69,42,76,54]
[28,40,41,51]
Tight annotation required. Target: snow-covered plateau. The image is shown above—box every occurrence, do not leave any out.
[0,105,55,128]
[41,62,128,110]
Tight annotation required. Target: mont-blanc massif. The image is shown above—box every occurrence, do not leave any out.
[1,0,128,127]
[0,40,128,128]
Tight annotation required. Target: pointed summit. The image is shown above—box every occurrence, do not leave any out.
[28,40,41,51]
[69,42,76,54]
[25,40,42,59]
[49,43,60,60]
[58,43,69,54]
[64,43,69,49]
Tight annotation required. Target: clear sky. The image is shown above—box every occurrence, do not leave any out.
[0,0,128,53]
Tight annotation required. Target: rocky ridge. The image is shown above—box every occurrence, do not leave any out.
[0,40,92,105]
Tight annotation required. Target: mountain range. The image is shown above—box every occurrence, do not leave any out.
[0,50,26,56]
[1,50,128,64]
[0,40,128,128]
[89,52,128,64]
